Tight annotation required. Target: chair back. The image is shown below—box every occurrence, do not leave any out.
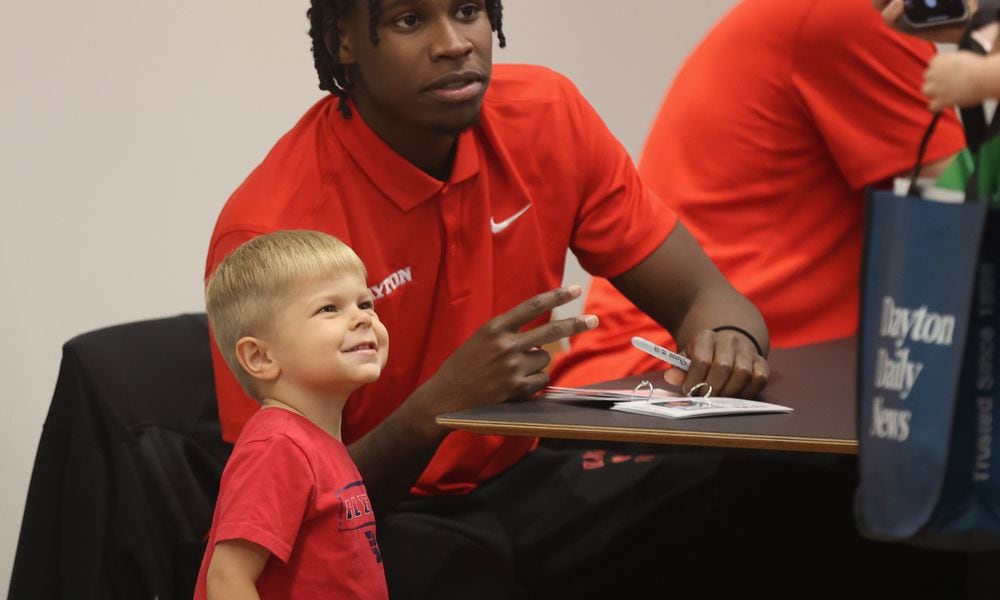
[9,313,232,600]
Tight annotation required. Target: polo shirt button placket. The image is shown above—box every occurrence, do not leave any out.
[439,184,470,301]
[440,185,457,259]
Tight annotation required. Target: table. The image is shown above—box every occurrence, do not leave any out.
[437,336,1000,598]
[436,336,858,454]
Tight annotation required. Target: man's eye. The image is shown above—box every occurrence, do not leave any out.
[394,14,421,29]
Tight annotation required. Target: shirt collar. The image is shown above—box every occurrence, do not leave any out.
[328,98,481,212]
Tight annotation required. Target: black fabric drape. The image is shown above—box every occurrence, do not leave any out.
[9,313,232,600]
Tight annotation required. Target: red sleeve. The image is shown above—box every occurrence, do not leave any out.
[212,435,314,563]
[791,0,965,190]
[552,75,679,279]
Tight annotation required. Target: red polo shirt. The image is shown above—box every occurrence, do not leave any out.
[550,0,966,386]
[206,64,677,495]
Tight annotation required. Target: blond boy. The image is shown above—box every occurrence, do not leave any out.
[194,230,389,600]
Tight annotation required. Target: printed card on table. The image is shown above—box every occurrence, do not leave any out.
[542,386,792,419]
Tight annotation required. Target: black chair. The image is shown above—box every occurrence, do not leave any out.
[9,313,232,600]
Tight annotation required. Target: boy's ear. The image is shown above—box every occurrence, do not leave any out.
[235,336,280,383]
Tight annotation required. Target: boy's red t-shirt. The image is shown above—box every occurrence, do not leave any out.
[551,0,966,385]
[194,408,387,600]
[206,65,678,495]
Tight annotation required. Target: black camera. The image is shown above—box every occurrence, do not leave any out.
[901,0,970,29]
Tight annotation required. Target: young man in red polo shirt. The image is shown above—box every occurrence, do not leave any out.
[551,0,966,386]
[206,1,771,597]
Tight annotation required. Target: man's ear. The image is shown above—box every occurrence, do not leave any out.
[328,20,358,67]
[235,336,280,383]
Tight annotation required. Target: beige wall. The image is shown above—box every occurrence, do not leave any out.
[0,0,738,592]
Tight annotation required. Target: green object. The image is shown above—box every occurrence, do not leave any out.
[935,147,974,191]
[935,137,1000,208]
[981,135,1000,207]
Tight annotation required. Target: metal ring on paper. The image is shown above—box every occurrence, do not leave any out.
[687,382,713,399]
[633,380,654,403]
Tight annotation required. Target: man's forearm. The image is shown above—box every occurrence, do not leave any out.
[612,224,769,357]
[348,387,450,515]
[673,283,770,357]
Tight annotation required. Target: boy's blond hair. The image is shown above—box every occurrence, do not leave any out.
[205,230,367,399]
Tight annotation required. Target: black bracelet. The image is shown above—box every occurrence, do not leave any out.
[712,325,765,357]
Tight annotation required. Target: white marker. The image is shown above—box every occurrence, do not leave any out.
[631,336,690,372]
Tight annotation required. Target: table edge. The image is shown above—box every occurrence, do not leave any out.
[435,415,858,455]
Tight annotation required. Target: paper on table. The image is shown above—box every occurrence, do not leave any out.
[611,397,793,419]
[542,385,792,419]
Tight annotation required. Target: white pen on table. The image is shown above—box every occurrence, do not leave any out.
[631,336,690,372]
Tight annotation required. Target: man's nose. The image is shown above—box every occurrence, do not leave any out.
[429,18,474,60]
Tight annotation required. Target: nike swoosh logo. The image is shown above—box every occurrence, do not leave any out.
[490,204,532,235]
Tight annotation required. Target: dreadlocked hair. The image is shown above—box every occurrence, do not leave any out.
[308,0,506,119]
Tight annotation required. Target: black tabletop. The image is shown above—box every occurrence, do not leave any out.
[437,337,858,454]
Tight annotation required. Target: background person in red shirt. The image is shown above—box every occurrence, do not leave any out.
[197,231,390,600]
[547,0,979,594]
[206,0,773,597]
[551,0,967,387]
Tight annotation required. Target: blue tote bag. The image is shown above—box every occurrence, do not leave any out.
[855,111,1000,551]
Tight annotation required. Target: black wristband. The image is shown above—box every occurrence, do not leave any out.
[712,325,765,357]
